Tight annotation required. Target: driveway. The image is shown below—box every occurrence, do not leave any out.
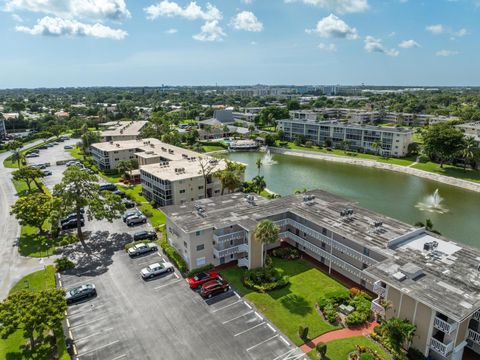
[58,234,306,360]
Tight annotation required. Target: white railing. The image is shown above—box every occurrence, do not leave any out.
[213,230,246,244]
[237,243,249,253]
[275,218,377,266]
[279,231,372,282]
[238,257,249,268]
[371,298,385,316]
[473,310,480,321]
[468,329,480,345]
[213,242,248,258]
[433,317,458,334]
[373,280,386,297]
[430,338,454,356]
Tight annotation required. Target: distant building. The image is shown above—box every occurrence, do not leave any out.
[277,119,413,157]
[99,121,148,142]
[213,110,235,124]
[0,117,6,139]
[54,111,69,119]
[456,122,480,146]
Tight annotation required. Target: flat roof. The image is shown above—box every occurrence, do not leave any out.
[140,157,228,181]
[100,121,148,137]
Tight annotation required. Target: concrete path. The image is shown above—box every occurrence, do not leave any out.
[0,140,56,300]
[300,321,379,353]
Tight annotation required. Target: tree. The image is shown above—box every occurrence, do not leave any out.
[252,175,266,194]
[316,342,327,360]
[81,130,100,158]
[214,160,245,195]
[371,139,382,156]
[380,317,416,352]
[462,136,477,170]
[49,125,67,139]
[7,140,23,167]
[12,166,45,193]
[11,193,52,234]
[422,123,465,168]
[255,158,263,176]
[117,159,138,183]
[0,289,67,349]
[53,166,125,248]
[253,219,279,267]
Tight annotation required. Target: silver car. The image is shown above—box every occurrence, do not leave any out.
[126,214,147,226]
[128,242,158,257]
[122,209,142,222]
[141,262,174,279]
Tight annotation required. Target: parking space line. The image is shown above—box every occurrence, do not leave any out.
[76,340,120,358]
[246,334,279,352]
[61,279,92,289]
[279,336,290,346]
[173,272,179,279]
[222,310,253,324]
[136,258,156,266]
[109,354,127,360]
[75,327,114,343]
[70,315,110,329]
[153,278,182,290]
[68,303,105,316]
[244,301,252,309]
[66,319,70,327]
[211,299,242,313]
[272,349,296,360]
[234,292,241,299]
[254,311,263,321]
[267,323,276,333]
[234,322,265,337]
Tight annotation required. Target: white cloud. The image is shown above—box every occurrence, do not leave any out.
[230,11,263,32]
[285,0,368,13]
[364,36,399,56]
[145,1,222,21]
[399,39,420,48]
[306,14,358,40]
[193,20,225,41]
[318,42,337,51]
[165,28,178,34]
[16,16,127,39]
[453,28,467,37]
[4,0,131,22]
[426,24,444,34]
[11,13,23,22]
[436,49,459,57]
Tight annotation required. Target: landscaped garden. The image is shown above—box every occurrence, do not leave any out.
[307,336,393,360]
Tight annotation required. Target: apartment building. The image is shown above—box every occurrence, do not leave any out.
[457,122,480,146]
[0,117,6,139]
[277,119,413,157]
[163,190,480,360]
[99,120,148,142]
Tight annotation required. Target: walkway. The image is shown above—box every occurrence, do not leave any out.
[300,321,379,353]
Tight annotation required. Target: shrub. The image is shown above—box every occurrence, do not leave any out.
[324,303,337,324]
[186,264,214,278]
[243,267,289,292]
[325,289,350,306]
[142,209,153,218]
[160,240,188,274]
[271,247,300,260]
[316,342,327,360]
[345,311,368,326]
[417,154,429,163]
[359,353,375,360]
[298,326,309,340]
[407,347,425,360]
[349,287,361,298]
[54,257,74,272]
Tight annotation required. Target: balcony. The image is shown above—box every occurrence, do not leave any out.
[238,257,249,268]
[430,338,453,357]
[371,298,385,317]
[213,242,248,258]
[373,280,386,297]
[468,329,480,345]
[433,317,458,335]
[213,230,246,244]
[473,310,480,321]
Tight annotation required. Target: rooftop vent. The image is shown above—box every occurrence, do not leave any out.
[392,272,406,281]
[194,204,206,217]
[423,241,439,252]
[303,194,316,205]
[399,262,424,280]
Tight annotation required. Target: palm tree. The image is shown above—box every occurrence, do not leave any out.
[215,160,245,195]
[7,140,23,167]
[117,159,138,185]
[255,158,263,176]
[253,219,279,267]
[372,139,382,156]
[380,317,416,352]
[252,175,266,194]
[462,136,477,170]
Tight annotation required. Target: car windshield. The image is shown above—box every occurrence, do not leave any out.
[194,273,208,281]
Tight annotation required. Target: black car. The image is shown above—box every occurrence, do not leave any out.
[113,190,126,198]
[61,218,85,230]
[65,284,96,304]
[133,230,157,241]
[61,213,84,225]
[123,199,135,208]
[99,183,117,191]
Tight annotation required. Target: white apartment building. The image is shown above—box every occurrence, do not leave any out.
[99,120,148,142]
[456,122,480,146]
[164,190,480,360]
[277,119,413,157]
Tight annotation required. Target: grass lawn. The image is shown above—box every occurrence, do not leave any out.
[0,266,70,360]
[69,146,121,183]
[307,336,392,360]
[118,185,166,228]
[221,258,344,346]
[203,145,226,152]
[413,162,480,183]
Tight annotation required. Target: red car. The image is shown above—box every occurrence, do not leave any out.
[187,271,219,289]
[200,279,230,299]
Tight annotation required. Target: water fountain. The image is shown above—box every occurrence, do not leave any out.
[262,148,277,165]
[415,188,448,214]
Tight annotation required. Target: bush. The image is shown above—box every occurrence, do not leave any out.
[359,353,375,360]
[186,264,214,278]
[417,154,429,163]
[345,311,368,326]
[243,267,289,292]
[142,209,153,218]
[325,289,350,305]
[54,257,75,272]
[160,240,188,274]
[324,303,337,324]
[349,287,361,298]
[407,347,425,360]
[316,342,327,360]
[271,247,300,260]
[298,325,309,340]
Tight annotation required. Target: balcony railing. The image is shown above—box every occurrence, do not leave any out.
[275,218,377,266]
[238,257,249,268]
[433,317,458,335]
[373,280,386,297]
[430,338,453,357]
[213,230,246,244]
[213,242,248,258]
[468,329,480,345]
[473,310,480,321]
[371,298,385,316]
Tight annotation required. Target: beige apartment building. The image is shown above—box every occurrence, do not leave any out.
[99,120,148,142]
[163,190,480,360]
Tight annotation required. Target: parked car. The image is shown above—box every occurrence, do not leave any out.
[187,271,219,289]
[200,279,230,299]
[122,199,135,208]
[61,218,85,230]
[127,242,158,257]
[133,230,157,241]
[41,169,52,176]
[61,213,84,224]
[126,214,147,226]
[122,209,142,222]
[113,190,125,198]
[32,164,47,169]
[65,284,96,304]
[141,262,174,279]
[38,145,47,149]
[64,145,73,149]
[65,338,75,356]
[99,183,117,191]
[25,153,39,158]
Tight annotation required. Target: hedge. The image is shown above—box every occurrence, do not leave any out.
[160,240,188,274]
[186,264,214,278]
[242,267,289,292]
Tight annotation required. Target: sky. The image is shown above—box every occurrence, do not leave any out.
[0,0,479,88]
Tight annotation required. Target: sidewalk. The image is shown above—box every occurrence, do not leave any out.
[300,321,379,353]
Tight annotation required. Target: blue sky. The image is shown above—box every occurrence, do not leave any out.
[0,0,479,88]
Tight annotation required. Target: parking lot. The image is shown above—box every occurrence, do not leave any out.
[59,246,306,360]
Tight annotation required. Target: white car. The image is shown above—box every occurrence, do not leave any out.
[140,262,174,279]
[127,242,158,257]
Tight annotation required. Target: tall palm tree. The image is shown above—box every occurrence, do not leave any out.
[253,219,279,267]
[462,136,477,170]
[252,175,266,194]
[255,158,262,176]
[372,139,382,156]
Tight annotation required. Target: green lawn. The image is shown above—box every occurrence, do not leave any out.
[0,266,70,360]
[413,162,480,183]
[118,185,166,227]
[221,258,343,346]
[203,145,226,152]
[307,336,392,360]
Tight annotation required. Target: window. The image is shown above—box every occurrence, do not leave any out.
[322,228,327,236]
[196,257,206,266]
[179,189,186,194]
[195,230,202,236]
[198,186,204,190]
[363,247,370,256]
[196,244,204,251]
[183,241,188,248]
